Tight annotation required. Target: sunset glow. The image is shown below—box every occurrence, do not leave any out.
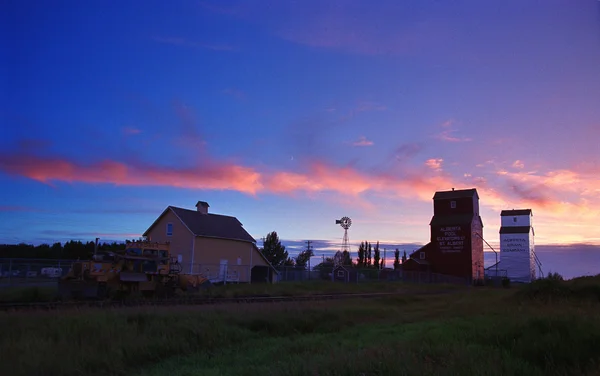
[2,0,600,254]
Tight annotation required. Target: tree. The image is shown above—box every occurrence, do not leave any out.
[394,249,400,270]
[357,242,366,267]
[367,242,372,267]
[402,250,408,264]
[294,247,314,270]
[342,250,352,266]
[259,231,290,267]
[313,257,335,280]
[373,241,381,269]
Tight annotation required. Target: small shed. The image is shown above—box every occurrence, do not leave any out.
[332,265,351,283]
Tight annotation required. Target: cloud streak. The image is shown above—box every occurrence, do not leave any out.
[0,151,455,204]
[352,136,374,147]
[435,120,472,143]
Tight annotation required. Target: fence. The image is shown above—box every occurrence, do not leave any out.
[0,258,471,288]
[0,258,75,287]
[0,259,269,286]
[274,266,472,286]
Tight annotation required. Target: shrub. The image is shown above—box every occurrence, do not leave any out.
[501,277,511,288]
[546,272,564,282]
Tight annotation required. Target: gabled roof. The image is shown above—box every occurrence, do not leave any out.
[433,188,478,200]
[143,206,256,244]
[501,209,532,216]
[409,242,433,259]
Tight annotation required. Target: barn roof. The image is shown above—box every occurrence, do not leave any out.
[143,206,257,244]
[433,188,478,200]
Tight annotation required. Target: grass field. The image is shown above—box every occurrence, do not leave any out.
[0,280,464,303]
[1,276,600,376]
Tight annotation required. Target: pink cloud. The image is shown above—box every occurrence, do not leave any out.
[425,158,443,172]
[0,152,456,205]
[352,136,374,147]
[512,160,524,169]
[433,120,472,143]
[3,148,600,245]
[0,154,264,195]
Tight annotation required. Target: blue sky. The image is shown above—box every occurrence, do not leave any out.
[1,0,600,265]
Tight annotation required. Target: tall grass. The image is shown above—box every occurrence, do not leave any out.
[2,278,600,376]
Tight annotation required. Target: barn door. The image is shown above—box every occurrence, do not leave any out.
[219,259,228,283]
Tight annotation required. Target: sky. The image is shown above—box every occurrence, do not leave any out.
[1,1,600,274]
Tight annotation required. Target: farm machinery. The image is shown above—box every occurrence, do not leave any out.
[57,240,211,300]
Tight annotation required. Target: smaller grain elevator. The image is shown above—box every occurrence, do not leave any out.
[499,209,537,283]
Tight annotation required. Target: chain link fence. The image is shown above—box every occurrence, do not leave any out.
[0,258,74,287]
[1,258,471,287]
[274,266,472,285]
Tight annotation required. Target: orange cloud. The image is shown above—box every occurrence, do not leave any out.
[0,153,458,206]
[0,154,264,195]
[512,160,524,169]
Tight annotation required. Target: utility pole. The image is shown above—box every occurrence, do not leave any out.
[306,240,313,271]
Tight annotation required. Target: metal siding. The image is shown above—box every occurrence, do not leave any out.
[499,233,533,283]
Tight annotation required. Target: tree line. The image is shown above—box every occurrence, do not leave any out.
[2,231,413,270]
[259,231,411,270]
[0,241,128,260]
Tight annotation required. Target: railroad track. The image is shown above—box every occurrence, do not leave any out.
[0,291,430,312]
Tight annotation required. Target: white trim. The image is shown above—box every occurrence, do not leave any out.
[249,243,253,283]
[190,235,196,274]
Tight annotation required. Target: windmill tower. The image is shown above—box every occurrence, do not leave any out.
[335,216,352,265]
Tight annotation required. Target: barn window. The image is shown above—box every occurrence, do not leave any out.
[420,252,425,260]
[450,201,456,209]
[337,270,345,277]
[166,223,173,236]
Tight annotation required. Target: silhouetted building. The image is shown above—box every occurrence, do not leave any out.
[403,188,485,283]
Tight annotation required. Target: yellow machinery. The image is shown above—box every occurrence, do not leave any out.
[58,240,211,300]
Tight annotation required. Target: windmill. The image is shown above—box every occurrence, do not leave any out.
[335,216,352,265]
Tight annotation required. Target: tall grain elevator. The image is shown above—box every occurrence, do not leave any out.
[403,188,485,283]
[499,209,537,283]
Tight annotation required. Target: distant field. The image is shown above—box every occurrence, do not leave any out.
[2,276,600,376]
